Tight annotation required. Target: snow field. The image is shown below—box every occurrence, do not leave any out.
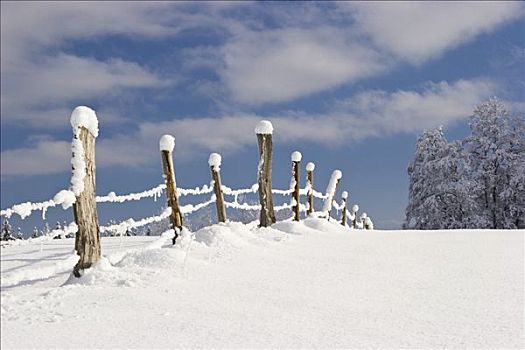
[1,218,523,348]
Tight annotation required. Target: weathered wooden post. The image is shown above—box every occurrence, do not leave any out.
[322,170,342,220]
[291,151,301,221]
[351,204,359,229]
[70,106,101,278]
[159,135,183,244]
[255,120,276,227]
[209,153,227,223]
[306,162,315,215]
[341,191,348,226]
[361,212,370,230]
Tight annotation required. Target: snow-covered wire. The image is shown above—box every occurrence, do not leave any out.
[312,189,328,199]
[1,200,56,220]
[100,208,172,235]
[224,201,261,211]
[221,184,259,196]
[274,201,307,212]
[178,184,214,196]
[1,180,325,221]
[0,182,209,220]
[332,200,344,211]
[180,196,216,215]
[272,188,294,195]
[96,184,166,203]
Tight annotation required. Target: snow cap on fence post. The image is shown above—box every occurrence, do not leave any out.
[291,151,302,162]
[208,153,222,172]
[159,134,175,152]
[70,106,98,138]
[306,162,315,172]
[342,191,348,199]
[255,120,273,134]
[352,204,359,213]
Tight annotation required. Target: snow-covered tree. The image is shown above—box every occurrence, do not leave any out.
[406,98,524,229]
[16,227,23,240]
[464,98,525,229]
[2,219,14,241]
[32,227,40,238]
[406,127,452,229]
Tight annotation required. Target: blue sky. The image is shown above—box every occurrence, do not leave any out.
[1,1,524,232]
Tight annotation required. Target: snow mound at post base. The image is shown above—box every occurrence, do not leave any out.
[1,219,522,349]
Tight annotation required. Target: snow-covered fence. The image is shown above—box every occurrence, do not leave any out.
[1,114,376,249]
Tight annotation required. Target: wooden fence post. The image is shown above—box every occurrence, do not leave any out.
[341,191,348,226]
[291,151,301,221]
[361,212,369,230]
[351,204,359,229]
[306,162,315,215]
[159,135,183,244]
[70,106,101,278]
[209,153,227,223]
[255,120,276,227]
[323,170,342,220]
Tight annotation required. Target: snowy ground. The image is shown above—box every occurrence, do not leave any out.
[1,218,523,348]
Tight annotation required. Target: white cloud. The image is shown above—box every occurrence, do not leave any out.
[0,2,185,127]
[1,1,521,117]
[220,28,386,105]
[0,140,70,176]
[333,79,497,135]
[196,2,522,105]
[1,79,497,177]
[1,55,165,126]
[345,2,523,63]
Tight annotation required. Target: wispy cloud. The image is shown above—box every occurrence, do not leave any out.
[0,140,70,176]
[218,27,386,105]
[1,79,496,177]
[183,2,522,106]
[1,1,521,122]
[1,55,166,127]
[343,2,523,63]
[0,2,185,127]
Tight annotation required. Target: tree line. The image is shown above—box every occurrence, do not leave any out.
[405,98,525,230]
